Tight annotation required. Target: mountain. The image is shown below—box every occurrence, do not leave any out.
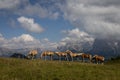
[90,39,120,58]
[58,39,120,59]
[57,41,93,53]
[1,39,120,59]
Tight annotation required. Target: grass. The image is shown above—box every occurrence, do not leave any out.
[0,58,120,80]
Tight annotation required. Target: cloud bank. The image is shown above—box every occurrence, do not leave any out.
[60,0,120,39]
[1,0,120,39]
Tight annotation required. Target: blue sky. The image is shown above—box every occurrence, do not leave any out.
[0,0,120,50]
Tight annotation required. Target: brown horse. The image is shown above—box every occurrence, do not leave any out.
[65,50,82,61]
[40,51,55,60]
[81,53,92,62]
[27,50,38,59]
[92,55,105,64]
[55,51,68,61]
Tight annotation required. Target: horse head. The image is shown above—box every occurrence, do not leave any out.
[65,50,72,54]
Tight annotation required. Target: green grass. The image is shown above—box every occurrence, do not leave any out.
[0,58,120,80]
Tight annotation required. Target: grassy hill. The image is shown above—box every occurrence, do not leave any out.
[0,58,120,80]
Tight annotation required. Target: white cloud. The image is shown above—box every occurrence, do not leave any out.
[60,0,120,39]
[1,34,41,49]
[12,34,35,42]
[0,33,58,50]
[0,33,5,41]
[17,16,44,33]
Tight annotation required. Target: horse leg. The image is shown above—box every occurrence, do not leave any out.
[96,59,98,64]
[31,55,34,60]
[45,56,46,61]
[66,55,69,61]
[65,56,67,61]
[77,57,79,61]
[60,56,62,61]
[82,57,84,62]
[50,55,52,61]
[58,56,60,61]
[102,61,104,65]
[89,57,92,63]
[71,57,73,61]
[34,55,36,59]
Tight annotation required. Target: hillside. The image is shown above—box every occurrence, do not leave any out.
[0,58,120,80]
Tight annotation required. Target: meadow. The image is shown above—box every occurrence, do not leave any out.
[0,58,120,80]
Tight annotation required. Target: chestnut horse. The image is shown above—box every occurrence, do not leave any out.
[92,55,105,64]
[81,53,92,62]
[40,51,55,60]
[55,51,68,61]
[27,50,38,59]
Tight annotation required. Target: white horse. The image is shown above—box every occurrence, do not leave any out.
[40,51,55,60]
[27,50,38,59]
[55,51,68,61]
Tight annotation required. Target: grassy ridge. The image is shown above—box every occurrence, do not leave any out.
[0,58,120,80]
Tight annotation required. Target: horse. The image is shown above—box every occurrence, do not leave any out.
[66,50,92,62]
[81,53,92,62]
[65,50,82,61]
[55,51,68,61]
[40,51,55,60]
[92,55,105,64]
[27,50,38,59]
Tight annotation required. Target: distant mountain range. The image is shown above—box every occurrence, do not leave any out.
[0,39,120,59]
[58,39,120,59]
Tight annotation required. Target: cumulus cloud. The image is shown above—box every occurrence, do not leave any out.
[1,34,41,49]
[60,0,120,40]
[0,33,58,50]
[17,16,44,33]
[12,34,35,42]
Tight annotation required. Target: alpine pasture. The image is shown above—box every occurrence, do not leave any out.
[0,57,120,80]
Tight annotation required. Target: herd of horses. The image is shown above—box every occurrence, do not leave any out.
[27,50,105,64]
